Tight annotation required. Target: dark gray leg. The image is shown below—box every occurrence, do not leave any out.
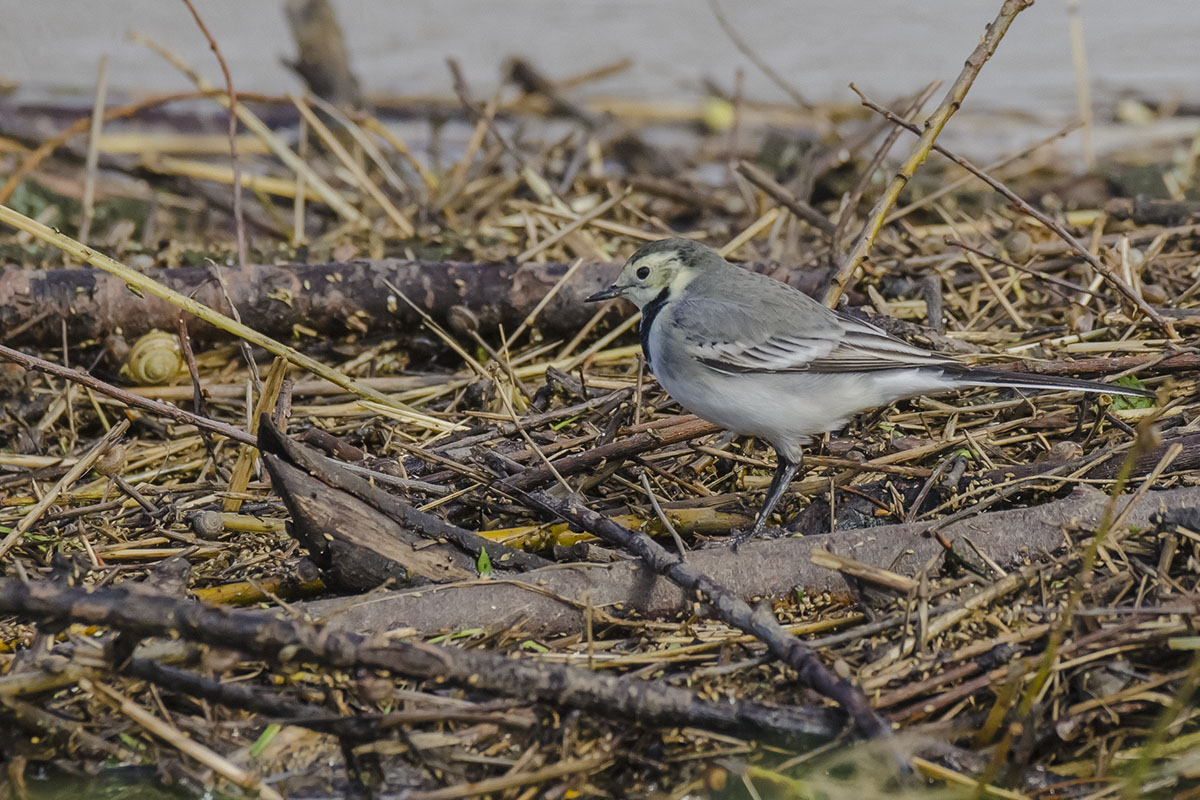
[730,456,799,549]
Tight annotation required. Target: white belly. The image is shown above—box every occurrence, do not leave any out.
[646,323,952,462]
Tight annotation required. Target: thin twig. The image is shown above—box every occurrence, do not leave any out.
[0,343,255,446]
[886,122,1082,224]
[707,0,812,110]
[510,489,891,740]
[1066,0,1095,170]
[735,161,836,235]
[832,82,940,257]
[824,0,1034,307]
[85,678,283,800]
[854,88,1176,338]
[0,419,129,560]
[76,55,109,247]
[495,373,574,495]
[291,94,415,236]
[508,257,588,346]
[639,470,687,558]
[407,757,611,800]
[206,258,262,392]
[180,0,248,269]
[517,192,626,263]
[132,30,365,225]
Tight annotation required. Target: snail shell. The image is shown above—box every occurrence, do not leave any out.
[1001,230,1034,263]
[190,510,225,537]
[94,442,127,476]
[120,330,183,385]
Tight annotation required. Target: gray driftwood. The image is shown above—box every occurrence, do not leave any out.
[259,420,549,592]
[307,484,1200,637]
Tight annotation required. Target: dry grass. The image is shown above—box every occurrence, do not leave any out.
[0,32,1199,800]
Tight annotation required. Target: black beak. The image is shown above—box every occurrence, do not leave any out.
[585,285,622,302]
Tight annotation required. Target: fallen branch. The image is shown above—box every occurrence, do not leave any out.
[0,579,842,743]
[122,658,529,742]
[267,456,476,589]
[307,485,1200,642]
[0,258,826,348]
[503,491,890,739]
[0,205,413,414]
[791,429,1200,534]
[259,418,550,591]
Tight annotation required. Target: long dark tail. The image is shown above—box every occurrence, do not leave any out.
[941,366,1155,399]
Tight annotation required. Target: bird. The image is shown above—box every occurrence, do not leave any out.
[585,238,1155,545]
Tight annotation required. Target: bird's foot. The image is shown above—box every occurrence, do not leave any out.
[728,527,757,552]
[697,527,761,550]
[725,520,784,551]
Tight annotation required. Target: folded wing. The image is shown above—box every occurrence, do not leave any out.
[670,294,955,375]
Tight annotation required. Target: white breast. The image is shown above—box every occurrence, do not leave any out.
[646,318,954,463]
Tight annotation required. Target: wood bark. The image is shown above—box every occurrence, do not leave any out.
[513,488,890,740]
[269,455,476,590]
[258,419,549,592]
[304,484,1200,639]
[791,429,1200,534]
[0,259,828,347]
[0,579,842,743]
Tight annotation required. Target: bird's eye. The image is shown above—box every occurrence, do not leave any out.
[636,266,650,280]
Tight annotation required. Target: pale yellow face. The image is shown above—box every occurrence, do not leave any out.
[587,247,696,309]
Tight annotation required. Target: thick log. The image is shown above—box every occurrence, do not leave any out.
[306,484,1200,639]
[0,259,602,345]
[0,259,830,347]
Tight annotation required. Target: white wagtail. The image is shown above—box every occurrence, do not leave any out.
[586,238,1155,543]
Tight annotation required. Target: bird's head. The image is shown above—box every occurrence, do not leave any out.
[586,238,720,309]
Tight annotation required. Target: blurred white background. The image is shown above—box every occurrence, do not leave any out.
[2,0,1195,113]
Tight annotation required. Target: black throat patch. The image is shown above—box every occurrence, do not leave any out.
[639,288,670,371]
